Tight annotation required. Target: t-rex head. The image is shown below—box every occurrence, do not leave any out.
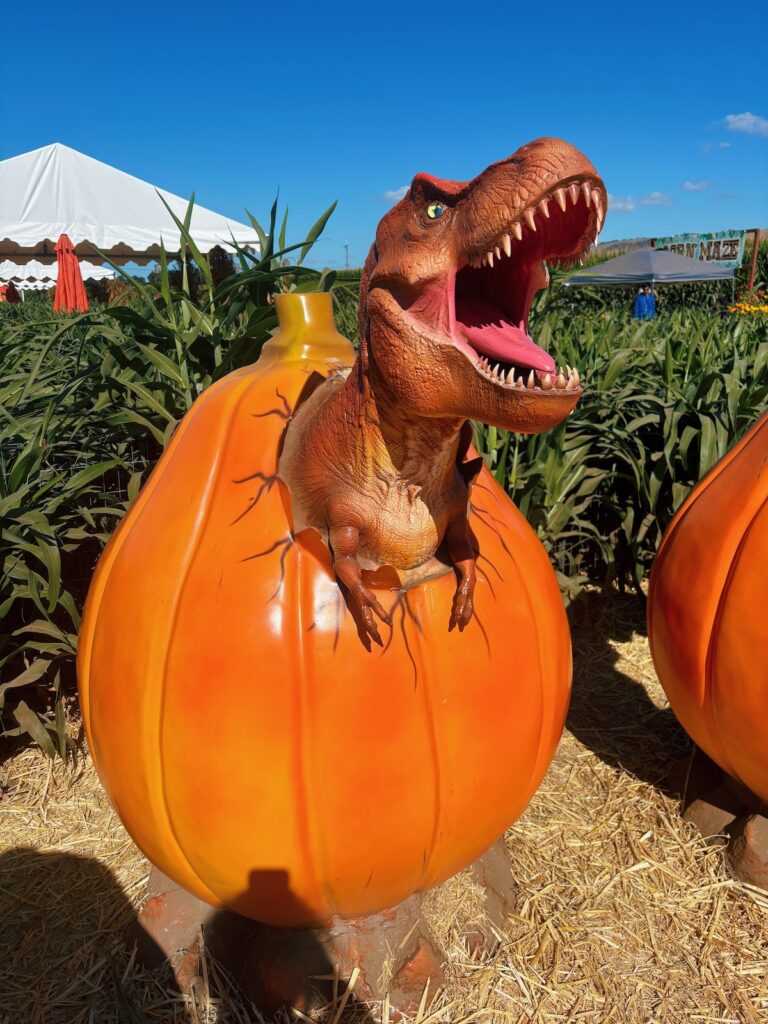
[360,137,606,432]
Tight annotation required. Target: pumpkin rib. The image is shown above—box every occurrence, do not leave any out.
[78,393,207,747]
[478,477,550,812]
[79,389,226,906]
[290,540,333,920]
[501,523,548,813]
[409,587,444,894]
[706,488,768,788]
[155,371,275,905]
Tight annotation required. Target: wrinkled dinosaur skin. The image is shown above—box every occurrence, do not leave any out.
[279,138,606,644]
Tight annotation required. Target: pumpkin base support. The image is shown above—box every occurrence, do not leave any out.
[129,839,516,1015]
[667,747,768,890]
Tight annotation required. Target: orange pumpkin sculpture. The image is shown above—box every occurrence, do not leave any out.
[648,412,768,803]
[78,293,572,926]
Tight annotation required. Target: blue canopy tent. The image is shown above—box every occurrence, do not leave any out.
[564,247,735,297]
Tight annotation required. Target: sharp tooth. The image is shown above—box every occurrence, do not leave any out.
[487,251,494,267]
[524,209,537,232]
[554,188,567,212]
[593,233,599,247]
[492,363,499,378]
[539,198,550,219]
[573,368,580,385]
[582,182,592,207]
[511,222,523,241]
[516,376,525,389]
[568,183,580,205]
[527,370,535,390]
[508,368,515,385]
[597,211,604,232]
[542,372,553,390]
[579,258,584,266]
[502,234,512,257]
[494,245,501,260]
[556,372,567,389]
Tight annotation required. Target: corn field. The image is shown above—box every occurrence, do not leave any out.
[1,227,766,753]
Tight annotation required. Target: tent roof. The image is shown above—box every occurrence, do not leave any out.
[0,258,114,283]
[0,143,259,265]
[564,247,734,286]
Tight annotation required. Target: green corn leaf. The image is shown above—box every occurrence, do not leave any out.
[0,659,51,710]
[134,342,185,385]
[12,701,57,759]
[299,200,338,265]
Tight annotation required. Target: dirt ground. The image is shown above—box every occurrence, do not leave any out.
[1,589,766,1023]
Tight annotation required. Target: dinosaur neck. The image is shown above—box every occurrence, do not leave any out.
[345,351,465,485]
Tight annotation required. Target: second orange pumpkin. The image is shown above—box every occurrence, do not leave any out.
[648,412,768,802]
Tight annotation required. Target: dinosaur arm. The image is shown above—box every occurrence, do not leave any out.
[328,521,392,648]
[446,512,476,632]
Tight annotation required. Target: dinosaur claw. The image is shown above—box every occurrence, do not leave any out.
[449,590,474,632]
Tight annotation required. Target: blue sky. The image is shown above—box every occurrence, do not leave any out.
[3,2,766,269]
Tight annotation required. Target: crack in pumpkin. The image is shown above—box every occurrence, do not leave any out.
[230,471,278,525]
[241,535,294,604]
[470,502,515,561]
[251,387,292,421]
[382,590,422,688]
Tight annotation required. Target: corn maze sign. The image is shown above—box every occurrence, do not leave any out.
[655,230,745,267]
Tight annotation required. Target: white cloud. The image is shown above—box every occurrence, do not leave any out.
[608,193,636,213]
[724,111,768,138]
[384,185,408,202]
[608,190,672,213]
[682,180,710,191]
[639,191,672,206]
[719,141,732,148]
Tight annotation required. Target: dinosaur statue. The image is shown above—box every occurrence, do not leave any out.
[279,137,606,645]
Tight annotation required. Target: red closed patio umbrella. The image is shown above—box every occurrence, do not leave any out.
[54,233,89,312]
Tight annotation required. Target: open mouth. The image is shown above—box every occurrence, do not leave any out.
[453,177,605,393]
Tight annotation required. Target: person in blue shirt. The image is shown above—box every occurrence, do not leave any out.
[643,285,656,319]
[633,285,656,319]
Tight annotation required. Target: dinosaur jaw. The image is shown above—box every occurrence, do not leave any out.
[450,173,605,401]
[370,154,607,434]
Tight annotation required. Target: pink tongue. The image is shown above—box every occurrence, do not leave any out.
[456,298,555,374]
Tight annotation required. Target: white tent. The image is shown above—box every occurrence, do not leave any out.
[0,258,115,283]
[14,280,53,292]
[0,142,259,265]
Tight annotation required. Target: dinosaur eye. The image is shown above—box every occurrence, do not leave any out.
[427,200,446,220]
